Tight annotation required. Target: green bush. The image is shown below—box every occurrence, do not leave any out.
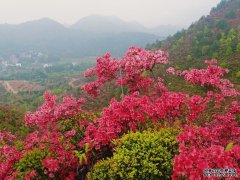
[236,71,240,78]
[15,149,50,179]
[87,159,113,180]
[88,128,179,180]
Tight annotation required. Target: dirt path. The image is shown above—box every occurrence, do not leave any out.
[68,78,78,88]
[68,77,85,88]
[0,81,18,94]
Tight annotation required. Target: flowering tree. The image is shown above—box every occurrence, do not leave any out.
[0,46,239,179]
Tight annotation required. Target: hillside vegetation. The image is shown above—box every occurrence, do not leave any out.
[0,46,239,179]
[148,0,240,85]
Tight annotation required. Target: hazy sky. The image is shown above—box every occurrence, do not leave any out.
[0,0,221,28]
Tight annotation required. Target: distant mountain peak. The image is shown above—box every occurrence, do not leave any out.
[0,15,160,58]
[0,15,180,37]
[19,17,64,29]
[71,14,148,33]
[73,14,125,23]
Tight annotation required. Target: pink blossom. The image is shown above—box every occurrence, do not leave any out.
[65,129,76,137]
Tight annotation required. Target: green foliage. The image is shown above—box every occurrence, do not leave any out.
[51,87,62,96]
[225,142,234,152]
[87,159,113,180]
[201,45,210,55]
[186,55,192,61]
[226,46,233,56]
[74,144,89,165]
[215,19,229,31]
[225,10,236,19]
[15,149,50,179]
[88,128,179,180]
[237,43,240,53]
[236,71,240,78]
[0,104,29,138]
[212,52,219,58]
[14,140,24,151]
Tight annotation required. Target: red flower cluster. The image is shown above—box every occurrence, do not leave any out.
[0,132,20,179]
[173,102,240,179]
[82,53,119,96]
[25,91,85,129]
[80,91,189,149]
[82,46,169,95]
[181,60,239,97]
[43,158,60,176]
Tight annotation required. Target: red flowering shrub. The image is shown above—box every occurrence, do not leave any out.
[0,46,239,179]
[0,91,93,179]
[181,59,239,97]
[81,47,240,179]
[0,131,20,179]
[82,46,168,96]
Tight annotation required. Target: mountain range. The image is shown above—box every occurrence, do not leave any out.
[0,15,180,58]
[71,14,181,36]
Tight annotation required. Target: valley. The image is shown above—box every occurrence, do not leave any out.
[0,56,96,110]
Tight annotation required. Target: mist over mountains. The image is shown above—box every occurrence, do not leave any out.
[0,15,180,58]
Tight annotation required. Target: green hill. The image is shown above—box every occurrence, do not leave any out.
[148,0,240,85]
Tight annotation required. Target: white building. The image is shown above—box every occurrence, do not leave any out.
[43,64,52,68]
[16,63,22,67]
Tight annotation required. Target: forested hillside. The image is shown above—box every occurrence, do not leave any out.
[148,0,240,85]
